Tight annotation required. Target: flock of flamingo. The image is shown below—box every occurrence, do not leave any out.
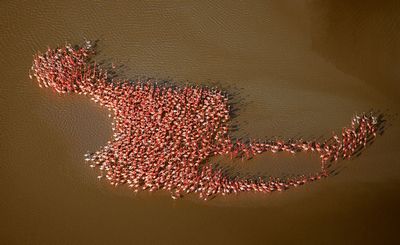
[30,41,381,200]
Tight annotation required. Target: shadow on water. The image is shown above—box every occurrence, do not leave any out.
[79,39,391,194]
[88,39,254,136]
[211,111,390,185]
[326,111,393,178]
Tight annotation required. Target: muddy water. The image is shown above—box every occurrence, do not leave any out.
[1,0,400,244]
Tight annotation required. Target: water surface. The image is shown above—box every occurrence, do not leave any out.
[1,1,400,244]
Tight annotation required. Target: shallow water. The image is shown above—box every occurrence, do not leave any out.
[1,0,400,244]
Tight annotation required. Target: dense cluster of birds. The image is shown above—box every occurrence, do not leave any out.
[30,41,380,200]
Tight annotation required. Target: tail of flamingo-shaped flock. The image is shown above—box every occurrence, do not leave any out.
[30,41,382,200]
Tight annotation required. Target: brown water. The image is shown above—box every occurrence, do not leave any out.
[1,1,400,244]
